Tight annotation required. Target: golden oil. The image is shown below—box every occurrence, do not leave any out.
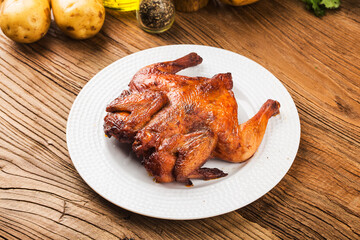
[103,0,139,11]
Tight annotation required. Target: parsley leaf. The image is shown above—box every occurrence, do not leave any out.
[302,0,341,17]
[321,0,340,8]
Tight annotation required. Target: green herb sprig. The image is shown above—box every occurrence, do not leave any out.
[303,0,341,17]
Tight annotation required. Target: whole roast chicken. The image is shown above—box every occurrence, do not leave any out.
[104,53,280,185]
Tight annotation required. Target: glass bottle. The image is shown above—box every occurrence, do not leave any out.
[103,0,139,11]
[137,0,175,33]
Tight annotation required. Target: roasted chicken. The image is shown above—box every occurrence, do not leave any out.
[104,53,280,185]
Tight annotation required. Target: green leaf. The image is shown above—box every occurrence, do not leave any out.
[302,0,341,17]
[303,0,324,16]
[320,0,341,9]
[312,0,325,16]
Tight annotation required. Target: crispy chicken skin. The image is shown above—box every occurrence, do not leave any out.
[104,53,280,185]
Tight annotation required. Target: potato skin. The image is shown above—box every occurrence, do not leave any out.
[0,0,51,43]
[51,0,105,40]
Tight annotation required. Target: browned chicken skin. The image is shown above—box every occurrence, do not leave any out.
[104,53,280,185]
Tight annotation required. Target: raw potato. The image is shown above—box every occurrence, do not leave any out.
[0,0,51,43]
[51,0,105,40]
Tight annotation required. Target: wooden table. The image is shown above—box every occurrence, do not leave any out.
[1,0,359,239]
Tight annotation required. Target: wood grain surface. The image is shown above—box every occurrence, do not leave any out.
[1,0,359,239]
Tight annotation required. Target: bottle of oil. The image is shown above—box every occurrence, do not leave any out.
[103,0,139,11]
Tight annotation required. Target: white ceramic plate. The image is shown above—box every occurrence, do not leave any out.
[67,45,300,220]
